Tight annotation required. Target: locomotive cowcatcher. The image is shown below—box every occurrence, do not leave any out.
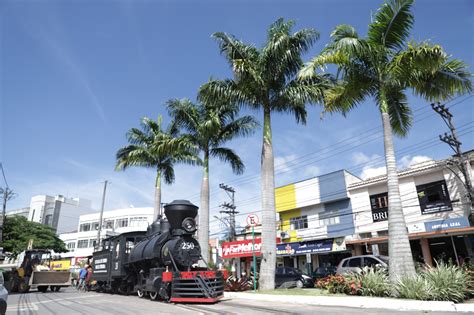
[90,200,227,303]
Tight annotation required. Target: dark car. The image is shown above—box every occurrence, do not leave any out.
[311,266,336,280]
[275,266,314,288]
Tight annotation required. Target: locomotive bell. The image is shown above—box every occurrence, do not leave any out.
[164,200,198,231]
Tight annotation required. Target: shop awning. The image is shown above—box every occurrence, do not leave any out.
[347,226,474,246]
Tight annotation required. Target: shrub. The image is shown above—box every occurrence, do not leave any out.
[423,262,468,303]
[396,275,432,300]
[353,267,390,297]
[316,275,352,294]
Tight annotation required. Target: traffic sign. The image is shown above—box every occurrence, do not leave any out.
[246,214,259,227]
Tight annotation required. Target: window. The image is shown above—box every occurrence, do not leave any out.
[45,214,53,226]
[91,222,99,231]
[416,180,452,215]
[89,239,97,248]
[77,240,89,248]
[276,267,284,275]
[115,218,128,228]
[363,257,380,267]
[130,217,148,227]
[348,258,362,267]
[79,223,91,232]
[67,242,76,251]
[319,216,340,226]
[290,216,308,230]
[105,220,114,229]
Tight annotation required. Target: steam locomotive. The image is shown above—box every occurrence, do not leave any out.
[90,200,226,303]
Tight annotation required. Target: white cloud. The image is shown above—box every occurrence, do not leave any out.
[399,155,433,169]
[352,152,434,180]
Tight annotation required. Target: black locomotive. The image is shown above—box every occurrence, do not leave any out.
[90,200,227,303]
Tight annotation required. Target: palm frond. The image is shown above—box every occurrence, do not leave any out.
[378,87,412,136]
[115,145,156,171]
[411,58,473,101]
[210,147,245,175]
[368,0,414,51]
[199,79,258,109]
[215,115,259,145]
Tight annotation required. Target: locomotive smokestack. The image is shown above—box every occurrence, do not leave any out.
[164,200,198,231]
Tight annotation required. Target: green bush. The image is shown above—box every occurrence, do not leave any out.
[423,262,468,303]
[397,275,432,300]
[354,267,390,297]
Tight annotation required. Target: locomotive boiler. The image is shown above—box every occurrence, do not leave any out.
[90,200,226,303]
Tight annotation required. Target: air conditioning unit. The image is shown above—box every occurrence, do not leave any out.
[280,231,290,239]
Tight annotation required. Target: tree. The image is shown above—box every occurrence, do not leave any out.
[300,0,472,283]
[167,99,257,263]
[1,216,67,257]
[200,19,332,289]
[116,116,198,220]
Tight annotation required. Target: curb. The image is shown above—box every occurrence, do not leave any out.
[224,292,474,312]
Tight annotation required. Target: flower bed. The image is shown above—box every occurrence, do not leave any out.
[315,262,473,302]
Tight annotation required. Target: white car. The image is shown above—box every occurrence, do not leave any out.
[0,272,8,315]
[336,255,389,275]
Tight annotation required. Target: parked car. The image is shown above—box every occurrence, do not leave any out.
[0,272,8,315]
[336,255,389,275]
[275,266,314,288]
[311,266,337,280]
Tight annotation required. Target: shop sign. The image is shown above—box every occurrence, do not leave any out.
[369,192,388,222]
[407,223,426,234]
[424,217,469,232]
[276,239,334,256]
[50,259,71,271]
[221,239,261,258]
[417,180,453,215]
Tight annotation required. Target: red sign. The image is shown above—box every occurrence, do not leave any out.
[221,239,262,258]
[246,214,259,227]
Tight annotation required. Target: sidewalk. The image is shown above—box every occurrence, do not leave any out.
[224,291,474,313]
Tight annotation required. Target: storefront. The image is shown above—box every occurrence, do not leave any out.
[276,238,351,274]
[221,239,262,277]
[347,217,474,266]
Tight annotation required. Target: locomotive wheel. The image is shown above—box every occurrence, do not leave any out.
[137,289,144,298]
[149,291,158,300]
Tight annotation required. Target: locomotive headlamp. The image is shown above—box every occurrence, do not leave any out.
[182,217,197,233]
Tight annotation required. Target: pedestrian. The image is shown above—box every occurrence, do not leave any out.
[77,265,88,290]
[85,266,93,290]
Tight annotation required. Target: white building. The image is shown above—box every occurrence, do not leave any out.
[346,152,474,266]
[59,207,154,260]
[6,207,30,219]
[27,195,95,234]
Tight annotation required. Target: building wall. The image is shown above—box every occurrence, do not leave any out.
[349,162,471,237]
[276,170,358,243]
[59,207,154,258]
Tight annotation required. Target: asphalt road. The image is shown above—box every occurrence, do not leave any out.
[5,288,469,315]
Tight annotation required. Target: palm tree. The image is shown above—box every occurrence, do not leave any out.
[200,18,332,290]
[116,115,197,220]
[167,99,257,263]
[300,0,472,282]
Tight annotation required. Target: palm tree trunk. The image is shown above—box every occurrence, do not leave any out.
[259,106,276,290]
[381,110,416,284]
[198,150,210,264]
[154,169,162,221]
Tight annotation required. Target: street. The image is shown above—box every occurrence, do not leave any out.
[5,288,469,315]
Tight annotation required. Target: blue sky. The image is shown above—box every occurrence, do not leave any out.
[1,0,473,234]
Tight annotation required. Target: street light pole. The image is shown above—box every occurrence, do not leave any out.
[96,180,108,250]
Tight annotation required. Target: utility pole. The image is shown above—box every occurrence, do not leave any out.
[432,102,474,208]
[219,183,238,242]
[219,183,239,276]
[96,180,109,250]
[0,163,16,246]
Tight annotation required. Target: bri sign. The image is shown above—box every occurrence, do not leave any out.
[221,239,262,258]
